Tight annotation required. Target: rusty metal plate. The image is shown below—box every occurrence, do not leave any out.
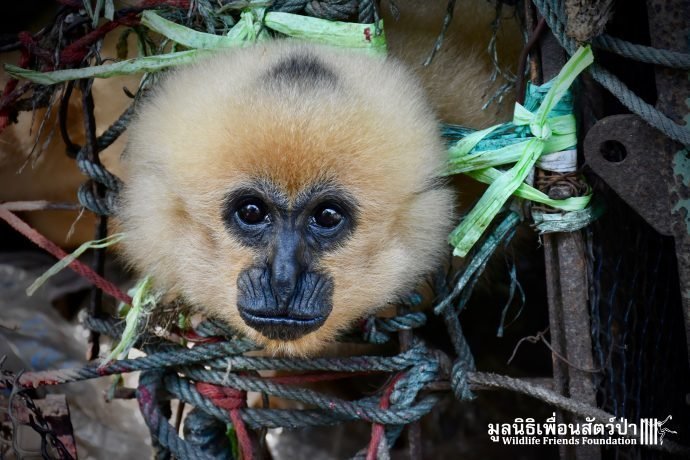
[584,114,673,236]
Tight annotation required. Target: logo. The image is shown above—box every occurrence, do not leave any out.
[487,413,677,447]
[640,415,678,446]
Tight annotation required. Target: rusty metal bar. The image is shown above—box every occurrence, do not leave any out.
[80,78,107,361]
[537,25,600,460]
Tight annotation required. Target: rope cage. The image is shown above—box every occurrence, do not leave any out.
[1,0,689,459]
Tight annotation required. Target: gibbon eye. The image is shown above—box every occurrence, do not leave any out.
[312,204,343,229]
[237,199,269,225]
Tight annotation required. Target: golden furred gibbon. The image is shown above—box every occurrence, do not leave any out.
[118,42,456,355]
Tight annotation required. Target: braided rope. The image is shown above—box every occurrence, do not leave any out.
[181,366,439,424]
[305,0,357,20]
[83,315,126,338]
[194,318,239,338]
[445,309,476,401]
[96,104,134,151]
[594,34,690,69]
[204,347,430,373]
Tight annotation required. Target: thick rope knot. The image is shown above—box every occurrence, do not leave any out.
[450,359,475,401]
[389,349,440,407]
[195,382,254,460]
[77,181,119,216]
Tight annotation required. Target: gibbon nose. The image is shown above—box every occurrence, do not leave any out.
[270,232,303,306]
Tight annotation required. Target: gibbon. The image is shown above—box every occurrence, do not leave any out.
[118,42,456,355]
[1,1,521,355]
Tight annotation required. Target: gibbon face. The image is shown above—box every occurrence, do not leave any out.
[118,42,455,355]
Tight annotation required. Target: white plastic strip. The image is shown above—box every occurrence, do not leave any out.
[536,149,577,173]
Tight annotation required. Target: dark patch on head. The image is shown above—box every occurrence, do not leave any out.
[264,53,337,87]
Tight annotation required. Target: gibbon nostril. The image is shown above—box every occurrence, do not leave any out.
[270,260,299,305]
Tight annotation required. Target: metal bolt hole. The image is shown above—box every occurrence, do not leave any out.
[600,140,628,163]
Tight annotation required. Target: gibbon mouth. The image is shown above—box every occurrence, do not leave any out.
[239,310,327,341]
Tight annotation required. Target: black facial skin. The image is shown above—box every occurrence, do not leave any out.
[223,180,358,341]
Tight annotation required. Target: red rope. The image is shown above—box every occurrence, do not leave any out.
[265,371,375,385]
[0,207,132,305]
[178,330,224,343]
[366,373,403,460]
[60,14,140,65]
[195,382,254,460]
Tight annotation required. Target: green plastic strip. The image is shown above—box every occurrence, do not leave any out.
[466,168,591,211]
[4,50,214,84]
[26,233,124,296]
[265,12,386,54]
[103,275,160,364]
